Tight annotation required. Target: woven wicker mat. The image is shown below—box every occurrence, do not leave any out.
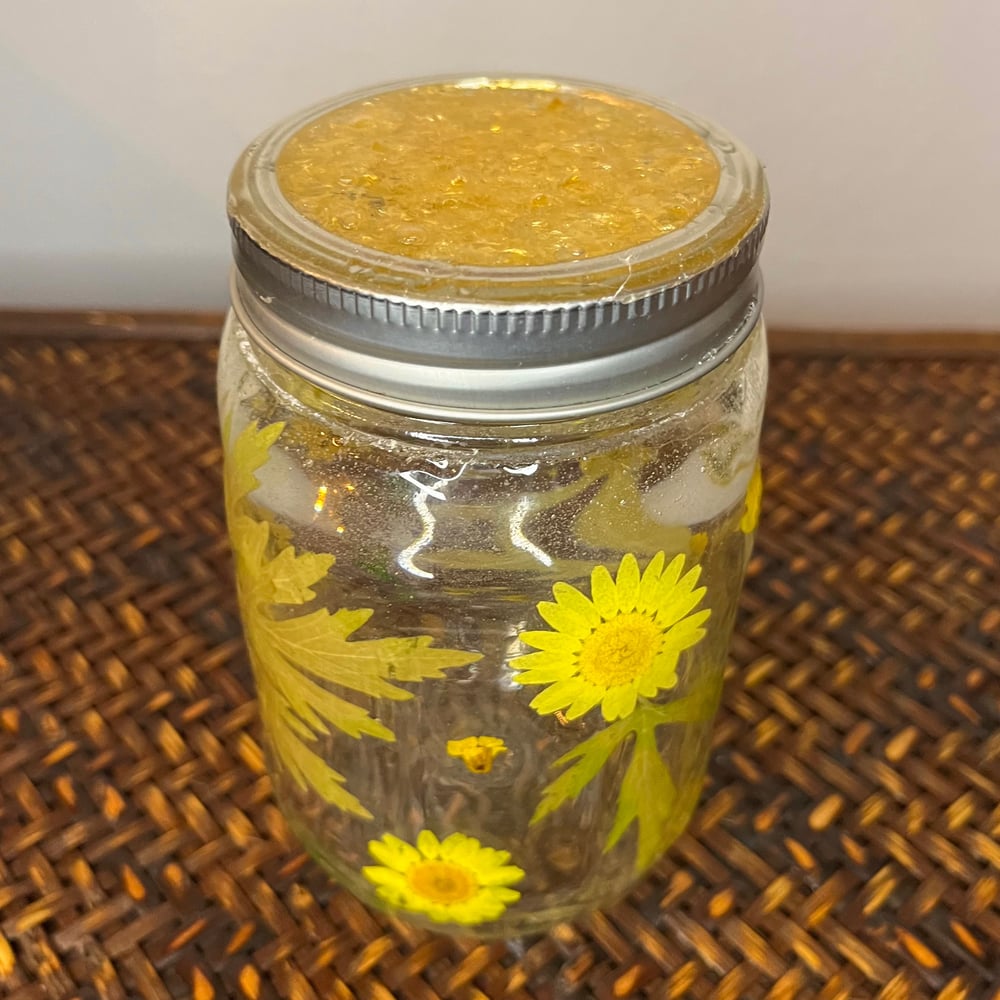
[0,338,998,1000]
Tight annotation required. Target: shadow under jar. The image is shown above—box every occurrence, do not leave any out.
[219,76,768,937]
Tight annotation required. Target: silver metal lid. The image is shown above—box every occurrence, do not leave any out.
[228,76,768,423]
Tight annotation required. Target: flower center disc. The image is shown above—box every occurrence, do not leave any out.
[578,612,661,687]
[407,860,478,904]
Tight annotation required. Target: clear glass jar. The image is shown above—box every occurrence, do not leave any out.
[219,76,768,937]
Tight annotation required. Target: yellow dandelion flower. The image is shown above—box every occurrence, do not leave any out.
[512,551,711,723]
[740,462,763,534]
[362,830,525,925]
[447,736,507,774]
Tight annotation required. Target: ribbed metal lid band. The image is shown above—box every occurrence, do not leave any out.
[230,210,767,340]
[231,267,763,423]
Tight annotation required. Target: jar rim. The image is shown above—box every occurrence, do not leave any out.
[230,75,766,302]
[227,75,768,421]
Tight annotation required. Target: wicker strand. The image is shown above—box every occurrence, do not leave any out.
[0,340,997,999]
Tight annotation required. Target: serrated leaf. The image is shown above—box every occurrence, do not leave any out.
[605,712,676,870]
[329,607,375,635]
[223,419,482,816]
[378,635,484,682]
[531,671,721,870]
[231,514,270,573]
[530,716,633,825]
[262,610,481,698]
[644,678,723,727]
[254,632,397,741]
[263,546,335,605]
[224,418,286,515]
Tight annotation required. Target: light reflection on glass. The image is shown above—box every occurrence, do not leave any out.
[509,496,552,567]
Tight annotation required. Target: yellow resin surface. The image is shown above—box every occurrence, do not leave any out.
[276,79,721,268]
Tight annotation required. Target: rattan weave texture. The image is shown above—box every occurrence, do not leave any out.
[0,338,998,1000]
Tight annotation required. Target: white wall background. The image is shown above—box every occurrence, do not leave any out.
[2,0,999,329]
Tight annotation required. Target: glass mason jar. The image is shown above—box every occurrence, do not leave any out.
[219,76,768,937]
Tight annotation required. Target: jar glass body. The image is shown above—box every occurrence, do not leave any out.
[218,311,767,936]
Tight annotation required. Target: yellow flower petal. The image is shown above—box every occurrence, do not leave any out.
[368,834,421,871]
[615,553,641,613]
[416,830,441,859]
[361,866,408,889]
[519,630,581,653]
[429,901,466,923]
[514,664,576,685]
[637,551,666,613]
[473,846,514,870]
[447,898,500,924]
[551,581,601,629]
[446,837,485,866]
[538,600,592,639]
[690,531,709,558]
[516,551,712,723]
[635,671,665,698]
[447,736,508,774]
[425,902,450,922]
[591,564,618,619]
[374,883,412,908]
[601,684,638,721]
[655,579,706,630]
[644,653,680,690]
[659,552,686,592]
[363,829,525,925]
[565,685,604,719]
[486,885,522,902]
[530,677,587,714]
[510,650,566,671]
[438,832,471,858]
[662,608,712,651]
